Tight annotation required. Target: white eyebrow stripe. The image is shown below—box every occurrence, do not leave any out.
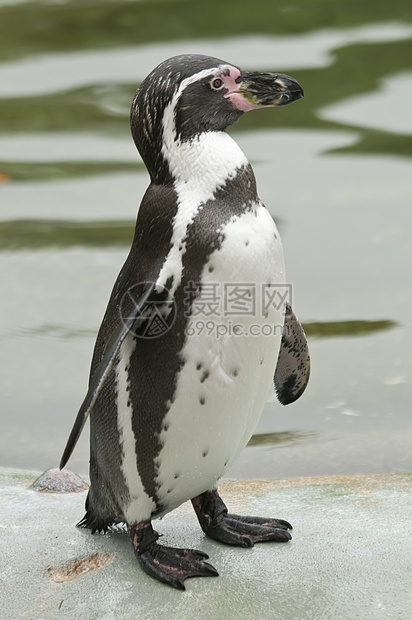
[177,64,233,97]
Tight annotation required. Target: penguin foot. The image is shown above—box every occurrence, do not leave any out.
[129,521,219,590]
[191,489,292,547]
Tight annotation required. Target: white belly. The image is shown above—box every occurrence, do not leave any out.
[155,204,285,516]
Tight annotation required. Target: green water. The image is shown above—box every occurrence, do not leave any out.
[0,0,411,477]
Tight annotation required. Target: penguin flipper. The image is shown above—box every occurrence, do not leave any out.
[274,303,310,405]
[59,282,157,470]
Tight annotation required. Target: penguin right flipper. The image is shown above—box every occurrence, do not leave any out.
[274,303,310,405]
[59,282,158,470]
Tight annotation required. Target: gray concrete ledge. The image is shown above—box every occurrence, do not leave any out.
[0,468,411,619]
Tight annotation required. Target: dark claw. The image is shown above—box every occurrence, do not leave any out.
[230,513,293,532]
[192,490,292,547]
[129,521,219,590]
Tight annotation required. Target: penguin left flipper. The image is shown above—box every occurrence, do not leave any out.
[192,490,292,546]
[274,303,310,405]
[59,282,158,470]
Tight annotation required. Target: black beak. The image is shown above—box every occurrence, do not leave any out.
[237,72,304,107]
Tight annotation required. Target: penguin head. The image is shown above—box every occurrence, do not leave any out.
[130,54,303,183]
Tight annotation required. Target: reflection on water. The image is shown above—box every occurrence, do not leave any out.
[320,71,412,135]
[302,319,397,339]
[247,431,317,448]
[2,23,412,97]
[0,219,135,249]
[8,324,97,341]
[3,318,397,342]
[0,162,140,183]
[0,0,411,477]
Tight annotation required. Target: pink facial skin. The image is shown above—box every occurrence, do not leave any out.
[219,66,262,111]
[225,91,260,111]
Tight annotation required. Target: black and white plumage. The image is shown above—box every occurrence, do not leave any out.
[60,54,309,590]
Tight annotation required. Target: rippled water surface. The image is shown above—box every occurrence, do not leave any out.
[1,0,411,478]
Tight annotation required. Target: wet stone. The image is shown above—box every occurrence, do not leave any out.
[30,468,89,493]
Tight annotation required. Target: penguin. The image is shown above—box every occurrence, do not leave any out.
[60,54,310,590]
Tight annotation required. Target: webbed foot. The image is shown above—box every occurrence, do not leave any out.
[191,489,292,547]
[129,521,219,590]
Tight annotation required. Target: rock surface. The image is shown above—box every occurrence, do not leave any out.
[30,468,89,493]
[0,468,411,619]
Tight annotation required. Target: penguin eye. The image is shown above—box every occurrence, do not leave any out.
[210,77,224,91]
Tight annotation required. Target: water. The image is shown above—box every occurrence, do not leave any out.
[0,0,411,478]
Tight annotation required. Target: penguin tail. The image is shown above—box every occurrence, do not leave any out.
[77,511,120,534]
[77,492,120,534]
